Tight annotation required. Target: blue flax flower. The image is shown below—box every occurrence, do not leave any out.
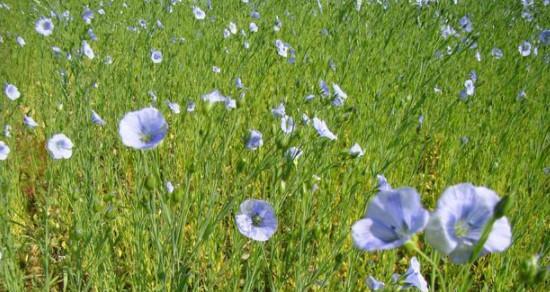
[352,188,429,251]
[425,183,512,264]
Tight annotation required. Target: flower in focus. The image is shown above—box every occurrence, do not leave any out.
[425,183,512,264]
[235,199,278,241]
[35,17,54,36]
[47,133,74,159]
[352,187,429,251]
[118,107,168,150]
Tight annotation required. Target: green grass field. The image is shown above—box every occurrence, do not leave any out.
[0,0,548,290]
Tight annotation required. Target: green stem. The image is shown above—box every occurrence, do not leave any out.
[469,217,496,262]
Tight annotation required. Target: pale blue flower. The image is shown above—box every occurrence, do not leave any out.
[519,41,532,56]
[286,147,303,161]
[35,17,54,36]
[212,66,221,73]
[166,101,181,114]
[47,133,74,159]
[228,22,237,34]
[138,19,147,28]
[273,16,282,32]
[193,6,206,20]
[4,84,20,100]
[441,25,457,39]
[225,97,236,110]
[235,199,278,241]
[280,115,295,134]
[223,28,231,38]
[275,39,288,57]
[366,275,385,291]
[459,15,473,33]
[425,183,512,264]
[82,7,94,24]
[148,90,158,102]
[319,80,330,97]
[202,90,226,104]
[313,117,337,140]
[491,47,503,59]
[235,77,244,89]
[87,28,97,41]
[246,130,263,150]
[464,79,475,96]
[16,36,25,47]
[304,94,315,102]
[376,174,392,191]
[332,83,347,99]
[249,22,258,32]
[91,110,106,126]
[151,50,162,64]
[24,115,38,129]
[332,83,348,106]
[272,103,286,118]
[251,11,260,19]
[403,257,428,292]
[0,141,10,160]
[118,107,168,150]
[349,143,364,157]
[4,125,11,137]
[517,89,526,101]
[165,181,174,194]
[187,101,196,112]
[81,40,94,59]
[52,46,62,55]
[352,188,429,251]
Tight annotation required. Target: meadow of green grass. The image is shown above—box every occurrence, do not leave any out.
[0,0,549,291]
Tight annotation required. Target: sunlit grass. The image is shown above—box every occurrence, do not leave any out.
[0,0,548,290]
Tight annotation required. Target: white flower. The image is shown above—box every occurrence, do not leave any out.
[47,134,74,159]
[349,143,364,157]
[81,40,95,59]
[4,84,20,100]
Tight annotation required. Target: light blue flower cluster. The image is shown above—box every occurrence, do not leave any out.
[352,182,512,264]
